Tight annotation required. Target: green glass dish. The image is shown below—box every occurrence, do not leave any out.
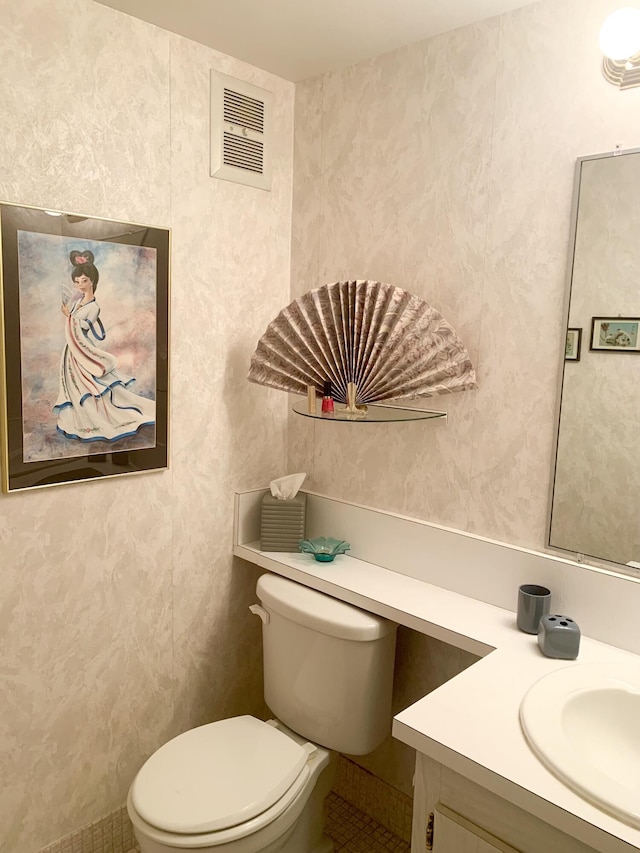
[298,536,351,562]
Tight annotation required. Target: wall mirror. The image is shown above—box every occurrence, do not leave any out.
[548,148,640,569]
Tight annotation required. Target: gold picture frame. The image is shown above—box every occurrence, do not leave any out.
[0,201,169,492]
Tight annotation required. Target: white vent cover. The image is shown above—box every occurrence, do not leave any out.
[210,70,273,191]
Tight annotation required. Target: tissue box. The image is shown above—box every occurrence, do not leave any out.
[260,492,307,552]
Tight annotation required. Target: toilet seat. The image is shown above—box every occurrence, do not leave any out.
[127,719,333,852]
[128,768,310,849]
[130,716,313,838]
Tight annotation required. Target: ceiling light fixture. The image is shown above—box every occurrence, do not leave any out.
[599,7,640,88]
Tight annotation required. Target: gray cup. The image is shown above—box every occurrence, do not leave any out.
[517,584,551,634]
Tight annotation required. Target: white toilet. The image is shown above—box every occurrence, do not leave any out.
[127,573,397,853]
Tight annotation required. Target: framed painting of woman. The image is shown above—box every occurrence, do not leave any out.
[0,201,169,491]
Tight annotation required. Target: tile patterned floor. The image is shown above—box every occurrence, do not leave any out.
[324,791,411,852]
[125,791,409,853]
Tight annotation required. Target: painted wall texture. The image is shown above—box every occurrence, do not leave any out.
[290,0,639,559]
[288,0,639,793]
[0,1,294,850]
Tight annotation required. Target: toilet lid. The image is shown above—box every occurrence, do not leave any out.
[130,716,309,834]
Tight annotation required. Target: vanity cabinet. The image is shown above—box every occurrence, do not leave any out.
[412,754,606,853]
[432,806,517,852]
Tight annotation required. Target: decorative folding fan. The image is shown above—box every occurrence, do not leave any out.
[248,280,477,407]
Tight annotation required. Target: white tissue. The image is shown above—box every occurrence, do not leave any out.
[269,472,307,500]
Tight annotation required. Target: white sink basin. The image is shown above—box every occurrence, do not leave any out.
[520,661,640,827]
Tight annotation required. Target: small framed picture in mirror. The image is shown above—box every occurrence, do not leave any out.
[565,328,582,361]
[590,317,640,353]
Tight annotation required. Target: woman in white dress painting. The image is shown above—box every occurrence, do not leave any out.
[54,249,155,443]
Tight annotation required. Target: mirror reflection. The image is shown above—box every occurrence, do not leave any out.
[549,149,640,568]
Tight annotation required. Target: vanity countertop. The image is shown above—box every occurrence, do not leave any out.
[233,538,640,853]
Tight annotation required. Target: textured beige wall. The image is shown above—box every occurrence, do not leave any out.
[289,0,640,793]
[290,0,639,546]
[0,1,293,851]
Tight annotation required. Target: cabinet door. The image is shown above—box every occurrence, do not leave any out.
[433,805,519,853]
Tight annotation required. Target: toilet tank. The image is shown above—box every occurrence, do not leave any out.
[255,574,397,755]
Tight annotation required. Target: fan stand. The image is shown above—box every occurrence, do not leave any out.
[344,382,368,417]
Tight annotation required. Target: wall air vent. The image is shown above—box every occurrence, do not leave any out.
[210,70,273,191]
